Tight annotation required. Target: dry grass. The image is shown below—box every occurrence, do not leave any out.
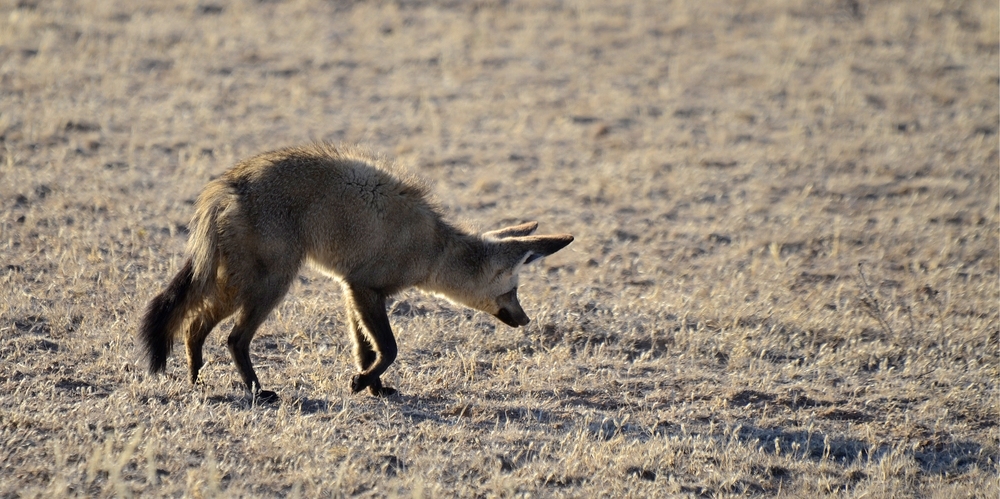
[1,0,998,496]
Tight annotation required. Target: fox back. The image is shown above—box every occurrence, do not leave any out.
[202,144,447,292]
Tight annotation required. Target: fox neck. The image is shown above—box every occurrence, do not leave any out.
[419,231,488,302]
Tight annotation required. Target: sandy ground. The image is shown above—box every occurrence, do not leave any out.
[1,0,998,496]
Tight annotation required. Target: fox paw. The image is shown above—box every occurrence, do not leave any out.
[254,389,280,404]
[351,374,397,397]
[370,384,397,397]
[350,374,368,393]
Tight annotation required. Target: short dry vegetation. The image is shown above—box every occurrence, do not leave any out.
[1,0,998,497]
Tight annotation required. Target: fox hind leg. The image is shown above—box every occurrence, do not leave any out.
[226,273,294,402]
[228,305,279,402]
[185,299,232,385]
[345,286,397,397]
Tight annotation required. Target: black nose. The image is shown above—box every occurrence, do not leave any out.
[494,308,529,328]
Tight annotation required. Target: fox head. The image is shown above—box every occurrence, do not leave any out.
[445,221,573,328]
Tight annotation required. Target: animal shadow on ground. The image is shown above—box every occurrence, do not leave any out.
[203,392,328,413]
[291,397,331,414]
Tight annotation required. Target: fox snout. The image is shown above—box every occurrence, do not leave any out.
[494,289,530,327]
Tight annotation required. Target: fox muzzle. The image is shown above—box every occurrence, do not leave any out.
[495,308,530,327]
[494,289,530,327]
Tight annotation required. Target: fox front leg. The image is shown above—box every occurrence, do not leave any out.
[345,286,398,397]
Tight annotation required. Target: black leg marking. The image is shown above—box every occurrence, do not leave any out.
[345,286,398,396]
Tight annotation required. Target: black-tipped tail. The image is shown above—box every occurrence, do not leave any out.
[140,259,195,374]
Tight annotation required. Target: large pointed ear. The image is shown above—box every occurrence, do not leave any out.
[508,234,574,265]
[483,221,538,240]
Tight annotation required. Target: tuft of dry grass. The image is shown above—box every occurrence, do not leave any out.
[1,0,997,496]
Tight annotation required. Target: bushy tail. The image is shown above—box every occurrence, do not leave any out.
[140,179,231,373]
[140,258,195,373]
[188,181,229,291]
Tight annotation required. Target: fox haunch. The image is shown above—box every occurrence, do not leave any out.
[139,143,573,400]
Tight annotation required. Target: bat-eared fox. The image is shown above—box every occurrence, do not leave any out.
[140,144,573,401]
